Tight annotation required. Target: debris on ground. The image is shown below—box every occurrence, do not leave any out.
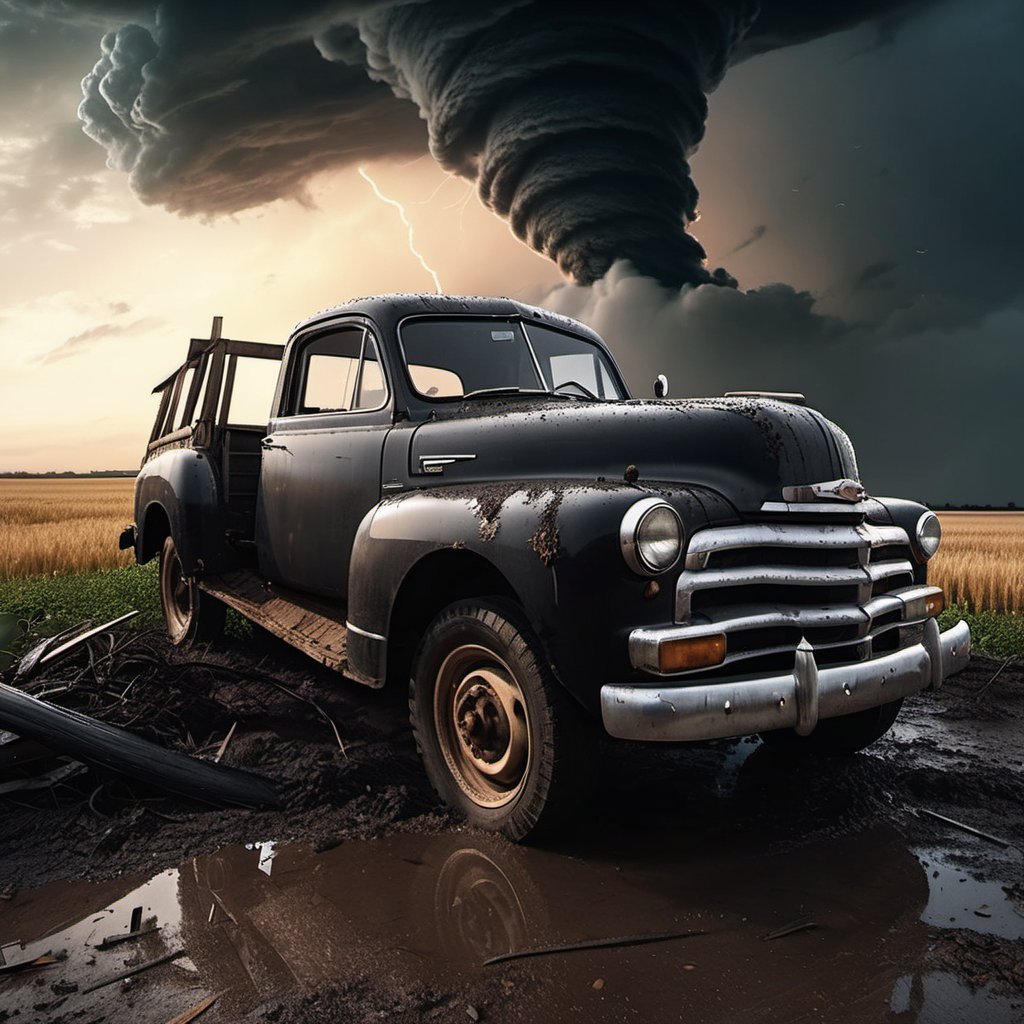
[0,642,1020,1023]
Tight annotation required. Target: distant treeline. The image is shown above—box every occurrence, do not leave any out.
[930,503,1019,511]
[0,470,137,479]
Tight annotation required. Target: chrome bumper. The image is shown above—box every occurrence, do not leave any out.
[601,618,971,742]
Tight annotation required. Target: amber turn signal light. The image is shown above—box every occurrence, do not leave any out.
[658,634,727,673]
[904,589,945,620]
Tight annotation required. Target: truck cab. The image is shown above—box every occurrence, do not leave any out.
[123,294,971,839]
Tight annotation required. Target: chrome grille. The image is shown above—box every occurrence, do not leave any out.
[637,518,937,677]
[677,523,915,621]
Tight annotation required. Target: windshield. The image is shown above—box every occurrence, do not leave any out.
[400,318,625,401]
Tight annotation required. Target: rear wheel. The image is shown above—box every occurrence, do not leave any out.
[158,535,225,646]
[759,698,903,755]
[410,600,592,840]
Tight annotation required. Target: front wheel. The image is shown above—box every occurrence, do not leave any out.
[759,698,903,755]
[158,535,225,646]
[409,600,592,841]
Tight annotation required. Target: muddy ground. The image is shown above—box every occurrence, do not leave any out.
[0,630,1021,1023]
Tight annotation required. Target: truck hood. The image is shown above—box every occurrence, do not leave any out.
[408,397,859,513]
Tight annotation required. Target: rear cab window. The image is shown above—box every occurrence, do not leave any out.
[286,327,389,417]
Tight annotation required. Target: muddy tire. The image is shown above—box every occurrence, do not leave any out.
[759,698,903,755]
[409,600,592,841]
[158,535,225,646]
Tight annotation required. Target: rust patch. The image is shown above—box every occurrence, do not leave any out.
[528,492,564,566]
[472,482,520,541]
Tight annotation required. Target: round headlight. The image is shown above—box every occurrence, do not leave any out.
[621,498,683,575]
[915,510,942,560]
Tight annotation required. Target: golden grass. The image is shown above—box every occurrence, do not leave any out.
[0,482,1020,614]
[0,479,135,578]
[932,512,1024,613]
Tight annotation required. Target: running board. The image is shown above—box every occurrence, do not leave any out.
[198,571,348,674]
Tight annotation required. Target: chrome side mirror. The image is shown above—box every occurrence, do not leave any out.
[653,374,669,398]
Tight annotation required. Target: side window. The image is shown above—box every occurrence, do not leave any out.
[291,328,388,415]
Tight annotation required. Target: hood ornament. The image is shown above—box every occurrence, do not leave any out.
[782,479,866,503]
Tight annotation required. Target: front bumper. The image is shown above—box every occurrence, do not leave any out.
[601,618,970,742]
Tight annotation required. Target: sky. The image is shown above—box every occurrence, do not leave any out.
[0,0,1021,504]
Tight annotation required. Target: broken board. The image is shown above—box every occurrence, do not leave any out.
[198,571,348,673]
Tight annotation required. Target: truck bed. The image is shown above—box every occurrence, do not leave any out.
[198,571,348,673]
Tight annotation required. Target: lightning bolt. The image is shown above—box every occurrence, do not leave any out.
[358,167,443,294]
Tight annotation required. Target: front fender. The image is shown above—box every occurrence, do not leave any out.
[347,481,732,711]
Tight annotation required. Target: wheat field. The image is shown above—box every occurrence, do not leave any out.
[932,512,1023,613]
[0,478,135,577]
[0,481,1021,612]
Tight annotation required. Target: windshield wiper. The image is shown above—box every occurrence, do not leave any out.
[461,387,550,399]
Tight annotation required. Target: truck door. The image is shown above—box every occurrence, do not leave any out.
[256,322,392,601]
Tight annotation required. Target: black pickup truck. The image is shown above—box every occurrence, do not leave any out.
[122,294,970,838]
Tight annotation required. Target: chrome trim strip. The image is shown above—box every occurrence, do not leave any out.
[630,599,942,676]
[760,501,874,515]
[603,620,971,742]
[345,620,386,643]
[684,523,908,570]
[633,586,942,675]
[418,453,477,475]
[675,559,914,621]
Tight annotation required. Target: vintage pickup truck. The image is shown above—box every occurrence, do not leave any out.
[122,294,970,838]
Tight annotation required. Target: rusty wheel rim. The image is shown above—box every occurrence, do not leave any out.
[434,644,531,808]
[162,545,191,638]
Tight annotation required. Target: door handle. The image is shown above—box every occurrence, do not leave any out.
[261,438,290,451]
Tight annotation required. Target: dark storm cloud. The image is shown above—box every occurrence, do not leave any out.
[358,1,759,287]
[738,0,940,57]
[48,0,943,287]
[76,8,426,215]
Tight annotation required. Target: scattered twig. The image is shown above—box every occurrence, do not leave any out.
[214,721,238,764]
[81,948,185,994]
[917,808,1011,849]
[763,918,817,941]
[88,784,109,818]
[483,929,707,966]
[164,989,227,1024]
[972,656,1015,702]
[267,679,347,758]
[142,806,187,824]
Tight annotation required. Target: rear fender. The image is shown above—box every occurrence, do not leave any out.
[134,449,222,575]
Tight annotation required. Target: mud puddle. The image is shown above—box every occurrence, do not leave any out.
[3,821,1022,1023]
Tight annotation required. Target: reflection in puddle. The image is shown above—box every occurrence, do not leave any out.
[916,847,1024,940]
[890,971,1022,1023]
[1,824,1021,1022]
